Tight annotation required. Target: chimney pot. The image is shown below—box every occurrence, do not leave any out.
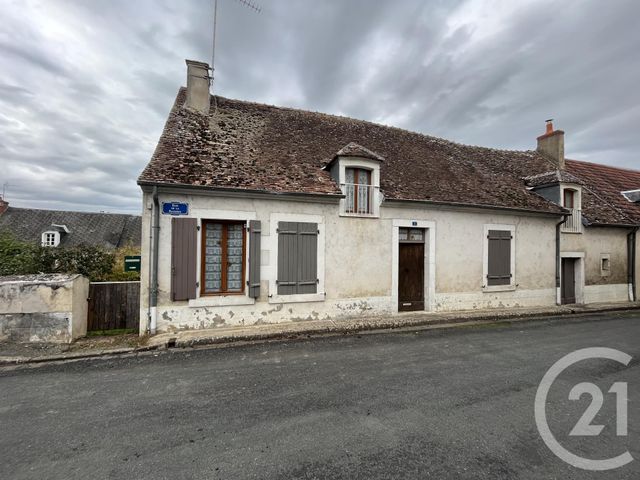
[185,59,211,115]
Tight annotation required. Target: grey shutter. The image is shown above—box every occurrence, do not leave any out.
[277,222,318,295]
[487,230,512,286]
[277,222,298,295]
[297,222,318,294]
[248,220,261,298]
[171,217,197,300]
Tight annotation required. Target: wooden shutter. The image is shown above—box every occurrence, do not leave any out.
[487,230,512,286]
[171,217,197,301]
[277,222,318,295]
[248,220,261,298]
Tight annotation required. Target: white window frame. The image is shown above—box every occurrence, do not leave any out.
[268,212,325,304]
[41,231,60,247]
[188,208,257,308]
[337,157,381,218]
[482,224,516,292]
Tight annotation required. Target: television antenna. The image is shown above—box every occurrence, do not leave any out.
[211,0,261,94]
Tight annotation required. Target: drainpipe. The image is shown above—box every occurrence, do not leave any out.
[148,186,160,334]
[628,227,638,302]
[556,214,569,305]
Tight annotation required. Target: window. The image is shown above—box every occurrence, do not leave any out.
[563,189,575,208]
[277,222,318,295]
[201,220,246,295]
[345,168,372,215]
[600,254,611,276]
[41,231,60,247]
[483,226,515,290]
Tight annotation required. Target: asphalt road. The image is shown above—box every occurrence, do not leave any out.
[1,311,639,480]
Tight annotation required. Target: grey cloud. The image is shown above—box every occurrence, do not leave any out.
[0,0,638,214]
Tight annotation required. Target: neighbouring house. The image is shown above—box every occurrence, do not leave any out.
[137,59,639,335]
[0,200,142,249]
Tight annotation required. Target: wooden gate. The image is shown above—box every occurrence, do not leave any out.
[87,281,140,331]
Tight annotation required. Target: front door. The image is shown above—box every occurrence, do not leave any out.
[561,258,576,304]
[398,236,425,312]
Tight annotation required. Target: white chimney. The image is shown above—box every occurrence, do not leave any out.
[185,59,211,115]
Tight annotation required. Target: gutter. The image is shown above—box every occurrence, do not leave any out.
[628,226,638,302]
[556,214,570,305]
[148,186,160,335]
[384,197,568,218]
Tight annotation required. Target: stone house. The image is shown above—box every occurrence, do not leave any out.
[137,59,639,334]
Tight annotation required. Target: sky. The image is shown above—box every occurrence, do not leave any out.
[0,0,638,213]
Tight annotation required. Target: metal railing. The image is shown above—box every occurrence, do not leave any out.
[562,208,582,233]
[341,183,378,216]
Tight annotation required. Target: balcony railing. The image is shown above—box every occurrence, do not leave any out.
[562,208,582,233]
[341,183,378,216]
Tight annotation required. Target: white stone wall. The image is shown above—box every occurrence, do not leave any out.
[139,190,568,334]
[0,274,88,343]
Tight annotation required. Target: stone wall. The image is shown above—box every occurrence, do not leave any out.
[0,274,89,343]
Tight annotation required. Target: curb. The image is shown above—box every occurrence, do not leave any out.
[2,305,638,365]
[171,305,640,348]
[0,345,159,366]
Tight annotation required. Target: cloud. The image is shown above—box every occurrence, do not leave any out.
[0,0,638,213]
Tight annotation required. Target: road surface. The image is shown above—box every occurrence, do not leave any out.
[1,311,639,479]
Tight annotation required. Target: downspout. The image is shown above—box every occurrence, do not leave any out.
[148,186,160,334]
[628,226,638,302]
[556,214,569,305]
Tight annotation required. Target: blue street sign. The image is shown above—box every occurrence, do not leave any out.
[162,202,189,216]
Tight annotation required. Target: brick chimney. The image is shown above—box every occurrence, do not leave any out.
[537,119,565,169]
[185,59,211,115]
[0,196,8,215]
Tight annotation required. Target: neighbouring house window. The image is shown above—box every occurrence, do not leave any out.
[277,221,318,295]
[41,231,60,247]
[345,168,372,214]
[563,189,575,208]
[201,220,245,295]
[486,229,513,286]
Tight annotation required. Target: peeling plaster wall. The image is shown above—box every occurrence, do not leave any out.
[0,274,88,343]
[561,226,631,302]
[140,190,570,334]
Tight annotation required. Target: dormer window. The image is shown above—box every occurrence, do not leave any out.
[42,231,60,247]
[326,142,384,218]
[561,186,582,234]
[345,168,372,215]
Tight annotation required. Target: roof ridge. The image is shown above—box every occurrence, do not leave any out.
[5,206,140,218]
[212,93,543,157]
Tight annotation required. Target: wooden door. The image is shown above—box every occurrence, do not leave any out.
[398,243,424,311]
[561,258,576,304]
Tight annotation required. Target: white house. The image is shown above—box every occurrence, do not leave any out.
[137,60,639,335]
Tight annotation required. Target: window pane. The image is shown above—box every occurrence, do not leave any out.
[345,168,355,213]
[409,229,423,241]
[564,190,574,208]
[203,223,223,293]
[226,224,244,291]
[399,228,408,241]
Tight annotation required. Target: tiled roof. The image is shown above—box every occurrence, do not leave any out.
[565,160,640,225]
[139,88,565,215]
[0,207,141,249]
[523,170,583,188]
[334,142,385,162]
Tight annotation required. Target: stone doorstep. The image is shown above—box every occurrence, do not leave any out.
[2,302,639,365]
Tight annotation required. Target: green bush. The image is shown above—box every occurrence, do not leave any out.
[0,233,140,281]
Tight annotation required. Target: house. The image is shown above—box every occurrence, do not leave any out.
[137,59,639,334]
[0,200,142,249]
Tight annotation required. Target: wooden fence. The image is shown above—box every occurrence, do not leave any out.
[87,281,140,331]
